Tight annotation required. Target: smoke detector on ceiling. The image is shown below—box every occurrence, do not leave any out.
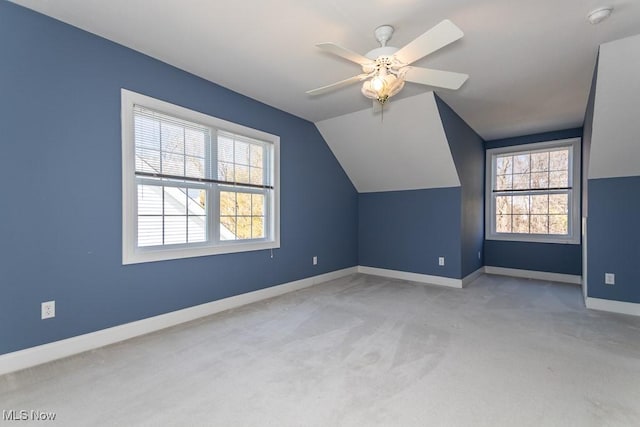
[588,7,613,24]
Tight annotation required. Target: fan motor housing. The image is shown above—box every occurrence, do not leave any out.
[365,46,399,60]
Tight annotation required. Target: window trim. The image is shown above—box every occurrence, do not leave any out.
[485,138,581,245]
[121,89,280,264]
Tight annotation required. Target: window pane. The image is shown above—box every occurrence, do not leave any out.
[138,216,162,247]
[162,152,184,176]
[530,172,548,189]
[252,194,264,216]
[237,193,251,216]
[531,195,548,214]
[138,185,162,215]
[220,191,236,216]
[186,156,205,179]
[187,189,206,215]
[161,122,184,154]
[235,141,250,165]
[496,174,512,191]
[513,215,530,233]
[530,215,549,234]
[496,196,511,215]
[550,149,568,171]
[218,162,234,181]
[236,217,252,239]
[217,134,267,186]
[250,144,264,168]
[513,154,530,174]
[250,167,263,186]
[185,128,205,157]
[137,185,206,247]
[549,194,568,214]
[235,165,250,184]
[218,136,234,162]
[135,116,161,151]
[496,214,511,233]
[164,216,187,245]
[188,216,206,243]
[549,171,568,187]
[549,215,568,234]
[164,187,186,215]
[135,148,161,173]
[219,191,263,241]
[513,174,530,190]
[531,152,549,172]
[496,156,512,175]
[252,217,264,238]
[134,108,211,185]
[220,216,236,240]
[512,196,530,215]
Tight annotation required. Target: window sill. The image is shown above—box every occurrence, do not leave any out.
[123,240,280,265]
[486,234,579,245]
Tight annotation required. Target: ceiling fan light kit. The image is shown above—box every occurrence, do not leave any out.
[307,19,469,108]
[360,53,406,105]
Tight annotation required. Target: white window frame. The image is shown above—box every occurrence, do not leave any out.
[485,138,581,244]
[121,89,280,264]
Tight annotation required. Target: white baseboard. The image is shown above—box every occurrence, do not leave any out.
[462,267,484,287]
[357,266,464,288]
[484,266,582,285]
[586,297,640,317]
[0,267,357,376]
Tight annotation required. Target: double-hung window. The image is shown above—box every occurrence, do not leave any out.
[485,138,580,244]
[122,89,279,264]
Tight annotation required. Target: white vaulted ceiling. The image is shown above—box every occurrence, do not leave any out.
[316,93,459,193]
[10,0,640,141]
[589,34,640,179]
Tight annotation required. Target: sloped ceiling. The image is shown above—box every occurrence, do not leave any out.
[316,92,459,193]
[9,0,640,194]
[589,34,640,179]
[9,0,640,140]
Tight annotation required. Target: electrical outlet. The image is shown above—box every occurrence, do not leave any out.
[605,273,615,285]
[438,257,445,266]
[313,256,318,266]
[41,301,55,319]
[478,251,481,260]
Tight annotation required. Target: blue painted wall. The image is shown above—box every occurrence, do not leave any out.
[484,128,583,275]
[435,96,485,277]
[484,240,581,275]
[0,2,357,355]
[358,188,462,279]
[587,177,640,303]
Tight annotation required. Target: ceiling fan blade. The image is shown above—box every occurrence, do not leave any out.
[306,73,371,96]
[316,43,373,65]
[394,20,464,65]
[403,66,468,90]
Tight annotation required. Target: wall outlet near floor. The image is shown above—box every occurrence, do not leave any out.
[313,256,318,266]
[605,273,615,285]
[438,257,445,266]
[41,301,55,319]
[478,251,481,260]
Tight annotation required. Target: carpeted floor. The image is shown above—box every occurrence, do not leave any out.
[2,273,640,426]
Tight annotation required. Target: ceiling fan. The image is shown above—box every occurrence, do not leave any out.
[307,20,468,106]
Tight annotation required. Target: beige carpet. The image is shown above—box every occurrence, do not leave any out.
[2,273,639,426]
